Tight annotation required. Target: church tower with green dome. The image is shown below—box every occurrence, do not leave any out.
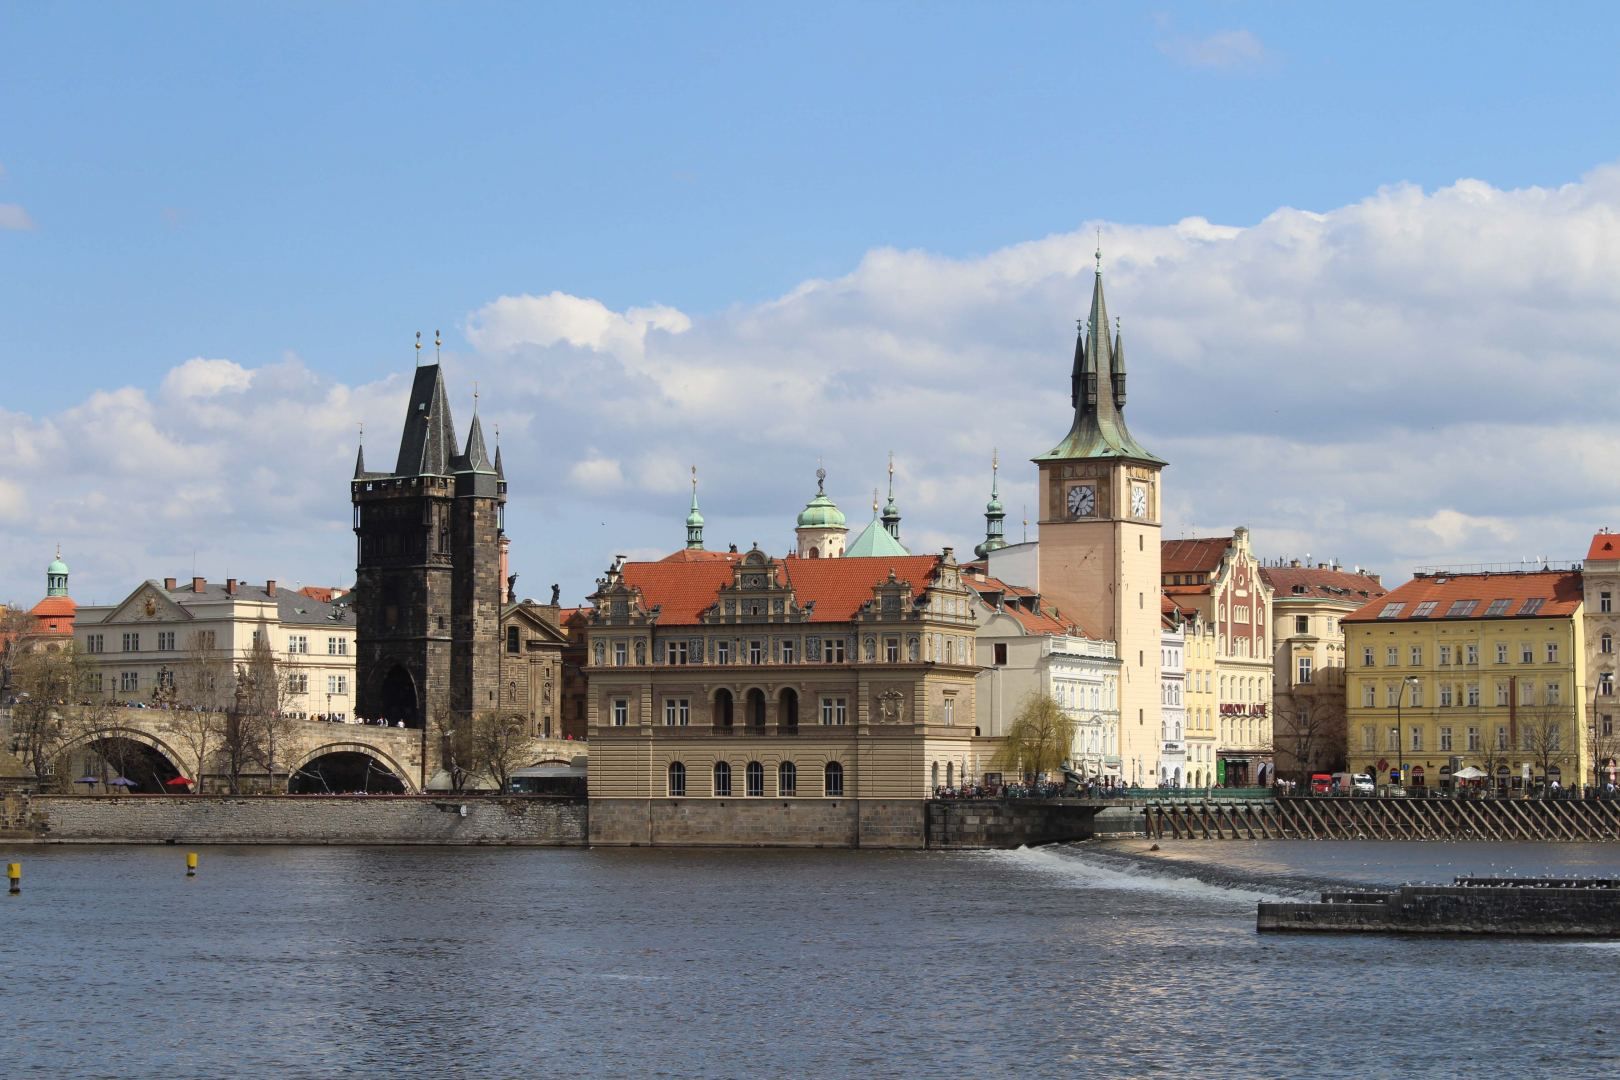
[685,466,705,550]
[974,452,1007,561]
[795,467,848,558]
[46,547,70,597]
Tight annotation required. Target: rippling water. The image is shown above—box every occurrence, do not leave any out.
[4,841,1618,1078]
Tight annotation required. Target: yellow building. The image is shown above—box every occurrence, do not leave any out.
[1343,569,1587,791]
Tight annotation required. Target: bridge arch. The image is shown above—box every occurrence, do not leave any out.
[55,726,189,792]
[288,741,416,794]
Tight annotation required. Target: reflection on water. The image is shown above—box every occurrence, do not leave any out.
[2,842,1615,1078]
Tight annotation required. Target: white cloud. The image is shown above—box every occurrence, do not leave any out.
[1156,22,1267,71]
[0,204,36,230]
[12,165,1620,607]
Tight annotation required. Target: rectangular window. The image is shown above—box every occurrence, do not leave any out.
[1439,684,1453,707]
[668,640,689,665]
[1439,726,1453,751]
[1519,682,1535,706]
[1377,603,1405,619]
[826,639,846,663]
[1467,683,1480,707]
[613,642,627,667]
[885,637,900,663]
[1519,598,1545,616]
[612,699,628,727]
[943,697,955,725]
[86,634,104,654]
[328,636,348,656]
[120,671,138,692]
[1409,646,1422,666]
[1465,644,1478,665]
[90,673,103,693]
[1439,645,1452,666]
[1408,681,1422,707]
[1496,643,1508,664]
[1386,727,1400,751]
[1602,673,1615,696]
[781,639,795,664]
[1485,598,1512,617]
[1362,647,1374,667]
[1297,657,1312,684]
[1546,642,1559,663]
[820,696,847,726]
[1549,725,1562,751]
[287,674,308,694]
[1295,615,1309,634]
[1496,725,1509,750]
[995,643,1009,666]
[122,632,140,652]
[157,631,175,651]
[1604,714,1615,738]
[1386,683,1400,707]
[1521,644,1534,664]
[1386,646,1399,666]
[1410,727,1423,752]
[1547,682,1561,705]
[287,635,308,655]
[1361,724,1376,752]
[1496,682,1509,706]
[1445,600,1478,618]
[663,699,690,726]
[717,640,731,664]
[1362,684,1376,707]
[748,640,763,665]
[1603,591,1613,614]
[1467,726,1481,752]
[1412,601,1438,619]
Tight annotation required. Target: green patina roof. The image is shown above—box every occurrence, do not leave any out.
[1033,269,1165,466]
[48,555,69,576]
[846,514,910,558]
[797,468,847,529]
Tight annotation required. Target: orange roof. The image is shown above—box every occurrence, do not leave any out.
[1259,565,1387,603]
[658,548,741,564]
[1161,536,1231,574]
[618,554,942,626]
[1343,570,1581,623]
[1587,532,1620,562]
[1001,605,1076,635]
[29,596,76,619]
[299,586,337,602]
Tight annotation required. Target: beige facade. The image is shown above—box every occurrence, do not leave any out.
[584,546,980,846]
[498,601,569,739]
[1584,534,1620,784]
[74,577,357,720]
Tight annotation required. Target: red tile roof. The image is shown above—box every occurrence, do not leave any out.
[1161,536,1231,574]
[617,554,943,626]
[28,597,76,619]
[658,549,741,564]
[1259,566,1388,603]
[1343,570,1581,623]
[1587,532,1620,562]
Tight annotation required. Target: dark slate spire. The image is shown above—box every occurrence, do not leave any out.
[1111,321,1126,408]
[1069,330,1086,411]
[493,443,505,480]
[354,442,367,479]
[394,363,459,476]
[462,412,494,473]
[1035,265,1163,466]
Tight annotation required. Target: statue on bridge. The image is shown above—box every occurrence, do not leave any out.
[1061,761,1084,797]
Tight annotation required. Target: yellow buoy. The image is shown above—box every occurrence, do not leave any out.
[186,852,198,877]
[7,862,19,895]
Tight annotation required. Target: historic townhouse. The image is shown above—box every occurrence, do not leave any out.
[1582,532,1620,784]
[1343,569,1587,790]
[1162,528,1274,786]
[1165,596,1216,788]
[1260,561,1388,780]
[967,568,1122,782]
[584,543,980,847]
[1159,618,1187,786]
[74,576,357,718]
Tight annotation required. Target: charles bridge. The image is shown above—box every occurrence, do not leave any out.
[13,705,583,794]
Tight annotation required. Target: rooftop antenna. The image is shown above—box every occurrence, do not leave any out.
[415,330,422,366]
[473,380,480,414]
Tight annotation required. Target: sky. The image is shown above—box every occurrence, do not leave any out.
[5,2,1620,607]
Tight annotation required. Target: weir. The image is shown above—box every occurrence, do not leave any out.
[1143,796,1620,842]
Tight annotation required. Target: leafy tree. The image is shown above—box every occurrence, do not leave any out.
[991,693,1075,783]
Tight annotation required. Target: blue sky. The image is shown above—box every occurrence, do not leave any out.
[6,3,1620,605]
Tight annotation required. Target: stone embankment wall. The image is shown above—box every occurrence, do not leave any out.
[926,799,1133,848]
[9,794,587,846]
[589,798,927,847]
[1259,884,1620,935]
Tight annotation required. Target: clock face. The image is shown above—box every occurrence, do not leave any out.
[1067,484,1096,518]
[1131,483,1148,519]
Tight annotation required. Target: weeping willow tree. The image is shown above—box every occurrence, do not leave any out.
[991,693,1075,782]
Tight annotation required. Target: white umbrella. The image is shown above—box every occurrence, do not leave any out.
[1453,766,1487,780]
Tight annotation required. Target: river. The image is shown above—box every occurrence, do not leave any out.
[3,840,1617,1078]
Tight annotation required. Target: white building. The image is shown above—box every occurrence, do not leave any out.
[74,577,357,720]
[1160,621,1187,786]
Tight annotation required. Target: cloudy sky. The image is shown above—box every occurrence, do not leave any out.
[5,4,1620,606]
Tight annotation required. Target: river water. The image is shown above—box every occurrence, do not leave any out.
[4,840,1618,1078]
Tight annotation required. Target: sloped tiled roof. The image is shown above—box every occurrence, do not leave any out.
[29,596,77,620]
[1260,566,1388,604]
[1343,570,1581,623]
[1161,537,1232,574]
[658,548,740,564]
[1587,532,1620,562]
[618,554,942,626]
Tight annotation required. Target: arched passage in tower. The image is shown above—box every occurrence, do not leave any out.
[379,665,421,728]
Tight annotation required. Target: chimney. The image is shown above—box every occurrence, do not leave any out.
[164,577,177,591]
[192,576,206,593]
[226,578,238,596]
[266,579,277,597]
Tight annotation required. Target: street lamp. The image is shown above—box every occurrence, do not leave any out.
[1393,675,1420,788]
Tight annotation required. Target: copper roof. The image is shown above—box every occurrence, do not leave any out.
[1343,570,1581,623]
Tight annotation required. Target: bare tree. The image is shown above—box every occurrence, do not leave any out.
[472,711,527,793]
[991,693,1075,784]
[1587,690,1620,789]
[430,692,476,792]
[1519,704,1577,787]
[219,664,266,794]
[0,604,35,705]
[245,627,294,792]
[7,642,78,783]
[1273,668,1348,782]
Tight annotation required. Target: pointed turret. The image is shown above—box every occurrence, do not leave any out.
[1036,265,1163,466]
[461,412,494,473]
[353,442,367,480]
[493,444,505,480]
[686,465,705,550]
[1111,321,1126,408]
[974,451,1008,560]
[394,363,459,476]
[881,452,902,541]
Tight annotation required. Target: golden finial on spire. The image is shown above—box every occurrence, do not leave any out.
[415,330,422,364]
[435,329,442,362]
[992,447,999,474]
[691,463,698,491]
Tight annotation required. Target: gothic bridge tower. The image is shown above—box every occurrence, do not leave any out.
[352,344,506,733]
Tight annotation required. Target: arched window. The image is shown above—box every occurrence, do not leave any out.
[506,626,520,654]
[779,688,799,732]
[713,761,732,797]
[667,761,686,797]
[747,689,767,731]
[715,688,734,730]
[825,761,844,797]
[931,761,940,790]
[746,760,764,797]
[778,761,796,796]
[946,762,954,788]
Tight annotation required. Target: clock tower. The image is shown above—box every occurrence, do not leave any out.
[1033,260,1167,785]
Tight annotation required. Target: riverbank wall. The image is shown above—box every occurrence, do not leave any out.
[1258,879,1620,935]
[1,794,587,846]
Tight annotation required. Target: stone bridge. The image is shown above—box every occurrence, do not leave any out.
[47,706,585,795]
